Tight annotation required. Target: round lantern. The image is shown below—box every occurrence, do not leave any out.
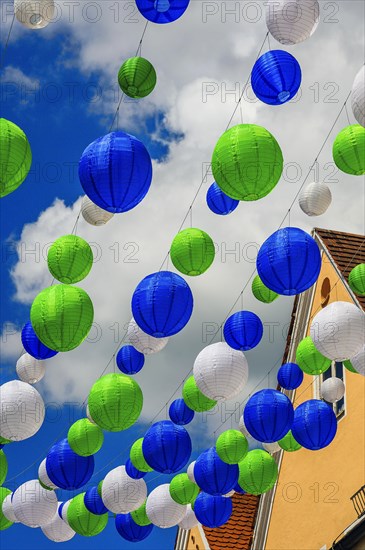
[182,376,217,412]
[0,118,32,198]
[292,400,337,450]
[333,125,365,175]
[351,66,365,127]
[170,473,199,505]
[81,195,114,226]
[321,377,345,403]
[169,398,194,425]
[262,441,281,454]
[277,362,303,390]
[211,124,283,201]
[21,321,58,360]
[310,301,365,361]
[67,493,108,536]
[132,271,194,337]
[238,449,278,495]
[59,500,72,525]
[224,311,263,351]
[79,131,152,213]
[67,418,104,456]
[194,447,239,496]
[118,57,157,99]
[131,501,151,526]
[46,439,94,490]
[0,380,45,441]
[130,438,153,472]
[0,451,7,485]
[47,235,93,284]
[238,415,250,437]
[216,430,248,464]
[252,275,278,304]
[41,503,75,542]
[299,182,332,216]
[187,461,196,483]
[12,480,57,527]
[349,264,365,296]
[251,50,301,105]
[126,458,147,479]
[14,0,54,29]
[38,458,59,490]
[127,318,169,354]
[244,389,294,443]
[142,420,192,473]
[135,0,190,24]
[146,484,187,528]
[194,493,232,528]
[86,404,96,424]
[16,353,45,384]
[0,488,13,530]
[170,228,215,276]
[278,430,302,452]
[2,494,18,525]
[257,227,321,295]
[265,0,320,45]
[116,513,153,542]
[87,373,143,431]
[116,345,145,375]
[102,466,147,514]
[343,358,359,374]
[348,345,365,376]
[178,504,198,530]
[296,336,331,375]
[206,181,239,215]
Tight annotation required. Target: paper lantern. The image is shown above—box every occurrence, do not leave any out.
[86,404,96,424]
[238,450,278,495]
[321,377,345,403]
[41,504,75,542]
[15,353,45,384]
[278,430,302,452]
[216,430,248,464]
[67,418,104,456]
[115,513,153,542]
[12,480,57,527]
[146,484,187,528]
[182,376,217,412]
[257,227,321,295]
[193,342,249,401]
[118,57,156,99]
[349,264,365,296]
[0,451,7,485]
[169,473,199,505]
[296,336,331,375]
[0,118,32,198]
[343,358,359,374]
[116,345,145,375]
[130,438,153,472]
[143,421,192,473]
[291,399,337,450]
[251,50,301,105]
[333,125,365,175]
[81,195,114,226]
[59,500,72,525]
[127,318,169,354]
[21,321,58,360]
[0,380,45,441]
[0,488,13,530]
[2,494,18,524]
[348,345,365,376]
[194,493,232,528]
[79,131,152,213]
[132,271,194,337]
[206,181,239,215]
[131,501,151,526]
[47,235,93,284]
[126,458,147,479]
[252,275,278,304]
[238,415,250,437]
[169,398,194,425]
[299,182,332,216]
[262,442,281,454]
[38,458,58,490]
[67,493,108,536]
[88,373,143,431]
[277,362,303,390]
[135,0,190,24]
[244,389,294,443]
[212,124,283,201]
[194,447,239,496]
[351,66,365,127]
[170,228,215,276]
[84,487,108,515]
[224,311,263,351]
[187,461,196,483]
[266,0,320,45]
[14,0,54,29]
[102,466,147,514]
[46,439,94,490]
[178,504,198,530]
[310,301,365,361]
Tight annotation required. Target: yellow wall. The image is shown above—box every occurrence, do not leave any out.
[265,252,365,550]
[186,526,206,549]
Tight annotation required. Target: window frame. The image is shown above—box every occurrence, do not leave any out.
[314,361,346,422]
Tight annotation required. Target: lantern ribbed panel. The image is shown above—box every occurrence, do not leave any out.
[238,416,250,437]
[84,486,108,515]
[60,500,72,525]
[348,264,365,296]
[262,442,281,454]
[206,182,239,215]
[38,458,59,490]
[116,345,145,375]
[320,377,345,403]
[41,504,75,542]
[146,484,187,528]
[277,362,303,390]
[135,0,190,24]
[298,182,332,216]
[238,450,278,495]
[224,311,263,351]
[216,430,248,464]
[194,493,232,528]
[169,398,194,425]
[127,318,169,354]
[21,321,58,360]
[0,380,45,441]
[194,447,239,496]
[67,493,108,536]
[169,473,199,505]
[86,404,96,424]
[182,376,217,412]
[333,125,365,175]
[131,502,150,526]
[349,345,365,376]
[310,301,365,361]
[101,466,147,514]
[46,439,94,490]
[251,50,301,105]
[193,342,249,401]
[12,480,58,527]
[266,0,320,45]
[0,451,7,485]
[296,336,331,374]
[142,421,192,473]
[170,228,215,276]
[2,495,18,524]
[118,57,157,99]
[187,461,196,483]
[251,275,278,304]
[278,430,302,452]
[244,389,294,443]
[14,0,54,29]
[47,235,93,284]
[115,513,153,542]
[130,438,153,472]
[0,118,32,198]
[16,353,45,384]
[212,124,283,201]
[178,504,198,530]
[291,399,337,450]
[0,488,14,530]
[351,66,365,127]
[81,195,114,226]
[67,418,104,456]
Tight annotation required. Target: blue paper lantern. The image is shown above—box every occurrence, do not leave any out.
[125,458,147,479]
[244,389,294,443]
[45,439,94,490]
[79,131,152,214]
[169,399,195,425]
[194,447,239,496]
[135,0,190,24]
[234,482,245,494]
[84,486,108,515]
[21,321,58,360]
[256,227,321,296]
[132,271,194,337]
[116,345,145,375]
[223,310,263,351]
[115,513,153,542]
[291,399,337,450]
[277,362,303,390]
[206,182,239,215]
[194,493,232,528]
[142,420,192,473]
[251,50,302,105]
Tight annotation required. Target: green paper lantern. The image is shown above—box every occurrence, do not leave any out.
[39,479,53,491]
[118,57,157,99]
[30,284,94,352]
[0,451,7,485]
[348,263,365,296]
[67,493,108,536]
[131,501,151,526]
[170,228,215,276]
[182,376,217,413]
[238,449,278,495]
[0,437,11,445]
[343,359,358,374]
[88,373,143,432]
[0,487,13,530]
[278,430,302,452]
[211,124,283,201]
[68,418,104,456]
[333,124,365,176]
[130,438,153,472]
[0,118,32,198]
[97,480,103,496]
[47,235,93,284]
[169,473,199,505]
[252,275,279,304]
[296,336,331,375]
[216,429,248,464]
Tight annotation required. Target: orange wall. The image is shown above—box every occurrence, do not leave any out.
[186,526,206,549]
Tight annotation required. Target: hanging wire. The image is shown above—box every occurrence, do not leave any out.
[0,14,15,71]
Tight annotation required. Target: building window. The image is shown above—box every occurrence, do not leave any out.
[320,361,345,419]
[320,277,331,307]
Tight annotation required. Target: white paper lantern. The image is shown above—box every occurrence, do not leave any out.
[2,494,19,524]
[38,458,59,490]
[238,416,250,437]
[349,345,365,376]
[178,504,199,530]
[16,353,45,384]
[321,377,345,403]
[0,380,45,441]
[187,461,196,483]
[298,182,332,217]
[262,441,281,454]
[12,480,58,528]
[60,500,72,525]
[81,195,114,226]
[310,301,365,361]
[193,342,249,401]
[14,0,54,29]
[266,0,320,45]
[223,490,235,497]
[127,318,169,355]
[351,66,365,127]
[86,404,96,424]
[101,466,147,514]
[41,504,76,542]
[146,484,187,529]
